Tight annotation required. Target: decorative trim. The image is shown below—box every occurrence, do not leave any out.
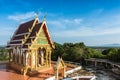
[14,32,30,37]
[22,17,39,44]
[22,48,28,50]
[10,39,23,42]
[25,43,31,45]
[8,44,22,46]
[30,36,35,39]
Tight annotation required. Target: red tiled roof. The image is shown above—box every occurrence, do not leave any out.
[13,35,25,40]
[30,23,42,37]
[7,18,54,49]
[22,23,42,48]
[7,19,35,46]
[10,41,22,44]
[26,38,32,44]
[22,45,28,48]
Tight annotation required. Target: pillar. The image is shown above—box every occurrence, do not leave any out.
[55,68,58,80]
[35,50,37,70]
[23,52,24,66]
[45,47,48,67]
[10,50,13,62]
[25,52,28,66]
[13,53,14,62]
[31,51,33,69]
[62,68,66,78]
[15,53,17,63]
[49,51,51,67]
[46,51,48,67]
[32,50,36,69]
[19,52,21,64]
[23,52,26,66]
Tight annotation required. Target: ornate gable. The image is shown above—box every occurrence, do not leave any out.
[29,20,55,49]
[35,28,48,44]
[55,57,66,69]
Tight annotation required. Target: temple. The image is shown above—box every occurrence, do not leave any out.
[6,16,55,75]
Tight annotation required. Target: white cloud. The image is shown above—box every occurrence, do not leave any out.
[63,18,83,24]
[48,15,120,38]
[0,27,15,36]
[52,25,120,37]
[74,19,83,24]
[0,27,15,45]
[48,18,83,30]
[8,11,36,21]
[48,20,65,29]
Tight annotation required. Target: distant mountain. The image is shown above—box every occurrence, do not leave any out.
[88,44,120,50]
[102,43,120,47]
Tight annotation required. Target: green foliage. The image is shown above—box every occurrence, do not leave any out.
[0,47,9,61]
[102,48,120,62]
[83,48,104,59]
[52,42,120,63]
[51,42,103,63]
[51,42,64,61]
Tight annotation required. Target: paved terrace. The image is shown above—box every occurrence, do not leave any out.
[0,61,75,80]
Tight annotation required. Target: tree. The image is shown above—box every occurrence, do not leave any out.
[102,48,120,62]
[0,47,8,60]
[51,42,64,61]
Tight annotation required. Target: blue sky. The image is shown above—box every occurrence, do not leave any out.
[1,0,120,46]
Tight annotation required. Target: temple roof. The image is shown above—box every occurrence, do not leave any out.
[7,17,54,49]
[16,19,35,34]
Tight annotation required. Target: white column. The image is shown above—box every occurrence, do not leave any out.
[26,53,28,66]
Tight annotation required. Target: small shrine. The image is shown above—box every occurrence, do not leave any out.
[6,16,55,75]
[54,57,66,80]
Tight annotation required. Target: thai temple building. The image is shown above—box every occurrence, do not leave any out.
[6,15,95,80]
[6,16,55,75]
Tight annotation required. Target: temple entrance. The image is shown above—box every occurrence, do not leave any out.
[38,48,46,66]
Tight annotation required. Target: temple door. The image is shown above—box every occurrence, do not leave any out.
[38,48,46,66]
[40,49,44,65]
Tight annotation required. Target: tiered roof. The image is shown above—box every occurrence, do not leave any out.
[7,17,54,49]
